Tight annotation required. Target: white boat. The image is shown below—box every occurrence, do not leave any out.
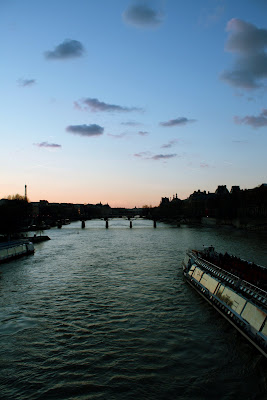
[0,240,34,264]
[183,246,267,358]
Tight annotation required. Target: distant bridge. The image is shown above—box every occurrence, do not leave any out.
[107,208,143,218]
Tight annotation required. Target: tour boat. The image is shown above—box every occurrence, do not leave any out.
[0,240,34,264]
[183,246,267,358]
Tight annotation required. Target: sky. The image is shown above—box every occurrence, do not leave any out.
[1,0,267,207]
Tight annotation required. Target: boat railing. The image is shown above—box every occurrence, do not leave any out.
[238,280,267,309]
[0,239,31,250]
[189,251,267,310]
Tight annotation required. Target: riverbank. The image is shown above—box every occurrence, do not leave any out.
[201,216,267,231]
[156,216,267,231]
[26,235,50,243]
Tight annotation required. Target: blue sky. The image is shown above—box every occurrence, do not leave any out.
[1,0,267,207]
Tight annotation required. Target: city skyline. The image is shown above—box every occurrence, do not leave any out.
[3,182,265,209]
[1,0,267,208]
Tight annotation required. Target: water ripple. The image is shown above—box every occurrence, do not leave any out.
[0,220,266,400]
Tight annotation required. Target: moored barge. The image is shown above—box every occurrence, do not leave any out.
[0,240,34,264]
[183,246,267,358]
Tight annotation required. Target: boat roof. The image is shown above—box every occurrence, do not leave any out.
[0,239,31,249]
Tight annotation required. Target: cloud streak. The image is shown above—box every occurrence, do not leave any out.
[66,124,104,137]
[121,121,142,126]
[232,140,248,144]
[108,133,127,139]
[134,151,152,158]
[45,39,85,60]
[221,19,267,89]
[161,139,179,148]
[34,142,61,149]
[75,98,143,113]
[159,117,196,127]
[123,3,164,28]
[18,78,36,87]
[234,108,267,128]
[138,131,149,136]
[134,151,177,161]
[151,154,177,160]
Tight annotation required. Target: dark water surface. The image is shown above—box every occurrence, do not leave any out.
[0,219,267,400]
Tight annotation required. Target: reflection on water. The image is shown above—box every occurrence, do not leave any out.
[0,219,266,400]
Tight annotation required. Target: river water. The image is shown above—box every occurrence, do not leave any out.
[0,219,267,400]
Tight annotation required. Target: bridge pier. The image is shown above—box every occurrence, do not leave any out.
[130,220,132,228]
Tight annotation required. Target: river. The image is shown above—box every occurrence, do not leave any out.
[0,219,266,400]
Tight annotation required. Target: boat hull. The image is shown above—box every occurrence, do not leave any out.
[183,250,267,358]
[0,241,34,264]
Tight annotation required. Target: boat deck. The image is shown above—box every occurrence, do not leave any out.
[183,248,267,358]
[189,250,267,311]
